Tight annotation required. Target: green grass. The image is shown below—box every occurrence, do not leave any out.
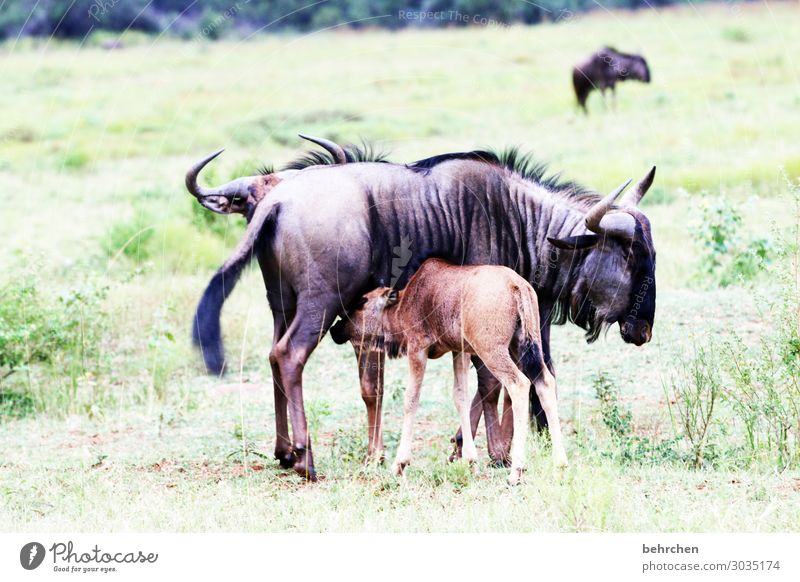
[1,3,799,532]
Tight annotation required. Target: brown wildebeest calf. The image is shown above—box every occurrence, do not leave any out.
[330,258,568,484]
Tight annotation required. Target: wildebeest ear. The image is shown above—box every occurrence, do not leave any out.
[384,289,399,305]
[547,235,600,251]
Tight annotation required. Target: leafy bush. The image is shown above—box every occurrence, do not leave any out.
[593,373,680,465]
[0,278,61,371]
[0,268,109,415]
[689,196,773,286]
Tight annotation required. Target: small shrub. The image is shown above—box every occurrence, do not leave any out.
[147,303,178,403]
[61,150,90,171]
[0,278,68,371]
[722,26,751,43]
[689,196,773,286]
[664,345,722,468]
[593,373,681,465]
[0,270,109,417]
[0,388,36,420]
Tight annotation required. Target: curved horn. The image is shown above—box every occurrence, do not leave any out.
[298,133,347,165]
[585,178,631,233]
[185,148,257,200]
[585,178,637,240]
[620,166,656,208]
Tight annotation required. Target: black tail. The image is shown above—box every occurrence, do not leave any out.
[572,68,590,112]
[192,257,250,375]
[192,202,280,375]
[518,339,549,431]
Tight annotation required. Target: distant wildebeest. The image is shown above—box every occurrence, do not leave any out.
[572,47,651,112]
[187,138,657,480]
[329,258,567,484]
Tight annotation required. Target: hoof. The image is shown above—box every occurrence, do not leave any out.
[363,450,386,466]
[292,448,317,481]
[488,455,511,469]
[392,460,409,477]
[275,450,296,469]
[293,462,317,482]
[449,434,463,463]
[507,467,524,486]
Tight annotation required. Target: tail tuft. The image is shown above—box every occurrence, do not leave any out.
[518,339,549,430]
[192,265,247,375]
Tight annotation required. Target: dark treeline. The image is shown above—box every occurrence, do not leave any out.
[0,0,695,40]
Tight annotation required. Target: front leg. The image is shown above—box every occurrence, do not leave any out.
[355,346,385,463]
[392,350,427,476]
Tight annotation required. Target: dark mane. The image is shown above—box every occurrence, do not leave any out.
[256,164,274,176]
[408,150,500,172]
[410,147,598,205]
[602,45,642,61]
[280,140,390,171]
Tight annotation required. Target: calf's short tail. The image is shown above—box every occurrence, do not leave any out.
[192,202,280,375]
[514,284,549,428]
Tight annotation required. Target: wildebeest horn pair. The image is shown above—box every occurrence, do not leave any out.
[185,135,347,205]
[584,166,656,239]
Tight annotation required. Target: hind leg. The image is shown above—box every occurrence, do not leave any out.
[452,352,478,468]
[270,296,337,480]
[449,390,483,463]
[479,349,531,485]
[269,308,295,468]
[534,367,568,468]
[451,358,506,464]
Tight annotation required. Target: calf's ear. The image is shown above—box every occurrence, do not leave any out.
[384,289,399,305]
[547,234,600,250]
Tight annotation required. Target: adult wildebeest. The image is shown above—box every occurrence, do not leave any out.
[572,47,651,112]
[187,141,657,480]
[329,258,567,485]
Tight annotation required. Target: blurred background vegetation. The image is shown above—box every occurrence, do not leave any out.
[2,0,704,40]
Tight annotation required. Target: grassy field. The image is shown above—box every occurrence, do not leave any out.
[1,3,799,532]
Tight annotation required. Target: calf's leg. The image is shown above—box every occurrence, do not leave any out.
[392,350,427,476]
[452,352,478,467]
[534,367,568,468]
[450,358,507,465]
[479,349,532,485]
[356,346,385,463]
